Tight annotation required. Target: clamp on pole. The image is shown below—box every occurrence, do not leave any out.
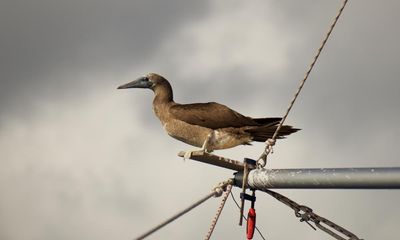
[246,190,256,240]
[239,189,257,239]
[238,158,257,226]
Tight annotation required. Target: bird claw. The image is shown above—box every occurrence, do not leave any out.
[182,147,211,160]
[183,150,194,160]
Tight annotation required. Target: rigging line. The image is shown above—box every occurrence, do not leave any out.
[257,0,349,167]
[134,179,233,240]
[263,189,361,240]
[204,184,232,240]
[230,191,267,240]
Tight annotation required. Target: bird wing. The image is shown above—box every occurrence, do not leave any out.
[169,102,279,129]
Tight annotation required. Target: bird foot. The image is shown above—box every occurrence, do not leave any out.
[183,150,195,160]
[183,149,204,160]
[183,133,213,160]
[182,148,213,160]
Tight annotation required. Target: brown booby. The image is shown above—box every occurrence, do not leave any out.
[118,73,299,155]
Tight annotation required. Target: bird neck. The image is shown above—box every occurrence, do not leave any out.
[152,83,175,123]
[153,83,174,105]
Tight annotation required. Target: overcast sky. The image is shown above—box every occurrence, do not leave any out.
[1,0,400,239]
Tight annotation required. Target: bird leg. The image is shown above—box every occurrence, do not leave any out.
[201,133,212,152]
[183,133,213,160]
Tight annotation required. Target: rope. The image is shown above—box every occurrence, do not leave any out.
[204,184,232,240]
[134,179,233,240]
[257,0,349,167]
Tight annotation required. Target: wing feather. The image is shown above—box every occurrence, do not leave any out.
[169,102,280,129]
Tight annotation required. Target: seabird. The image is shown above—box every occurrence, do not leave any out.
[118,73,299,156]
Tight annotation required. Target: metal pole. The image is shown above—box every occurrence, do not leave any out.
[234,167,400,189]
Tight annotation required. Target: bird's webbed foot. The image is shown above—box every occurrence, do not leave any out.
[183,133,213,160]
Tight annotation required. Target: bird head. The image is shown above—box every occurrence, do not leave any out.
[117,73,167,90]
[117,74,153,90]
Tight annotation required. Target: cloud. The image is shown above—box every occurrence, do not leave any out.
[1,0,400,239]
[161,1,295,77]
[0,0,210,121]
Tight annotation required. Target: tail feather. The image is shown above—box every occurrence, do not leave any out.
[246,125,300,142]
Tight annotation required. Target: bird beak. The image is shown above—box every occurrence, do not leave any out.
[117,76,153,89]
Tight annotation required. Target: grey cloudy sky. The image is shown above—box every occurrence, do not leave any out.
[1,0,400,239]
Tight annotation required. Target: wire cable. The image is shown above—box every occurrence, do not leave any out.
[134,179,233,240]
